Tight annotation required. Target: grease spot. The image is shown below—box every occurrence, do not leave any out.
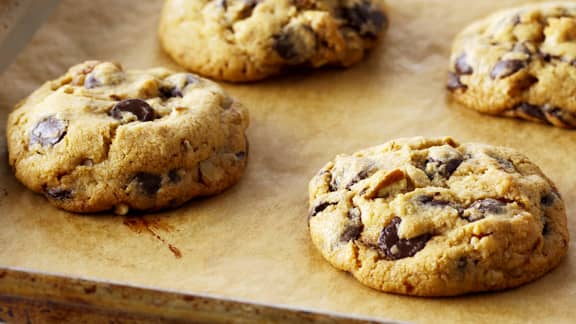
[123,217,182,259]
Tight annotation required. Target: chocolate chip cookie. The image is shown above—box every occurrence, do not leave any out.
[6,61,249,214]
[308,137,569,296]
[158,0,388,82]
[448,2,576,128]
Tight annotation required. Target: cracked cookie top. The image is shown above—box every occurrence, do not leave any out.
[308,137,569,296]
[6,61,249,214]
[448,2,576,128]
[158,0,388,82]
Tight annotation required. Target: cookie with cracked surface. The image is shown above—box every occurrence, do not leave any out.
[158,0,388,82]
[448,2,576,128]
[6,61,249,214]
[308,137,569,296]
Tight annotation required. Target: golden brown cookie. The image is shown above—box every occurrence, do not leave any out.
[448,2,576,128]
[158,0,388,82]
[308,137,569,296]
[6,61,249,214]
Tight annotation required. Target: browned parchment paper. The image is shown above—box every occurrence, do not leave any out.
[1,0,576,323]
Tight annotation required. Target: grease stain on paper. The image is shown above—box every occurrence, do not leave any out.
[123,217,182,259]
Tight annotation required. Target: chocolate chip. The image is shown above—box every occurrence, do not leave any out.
[274,33,299,61]
[416,194,451,207]
[160,74,198,99]
[455,53,473,75]
[84,74,100,89]
[341,207,363,242]
[447,72,467,91]
[160,86,182,99]
[329,177,339,192]
[30,116,68,147]
[235,151,246,160]
[291,0,316,9]
[346,168,371,189]
[238,0,260,18]
[168,169,181,183]
[490,59,525,79]
[541,193,556,206]
[494,156,516,172]
[425,156,463,179]
[546,107,576,127]
[133,173,162,196]
[273,25,316,63]
[308,201,337,218]
[463,198,505,222]
[340,224,363,242]
[472,199,505,214]
[45,187,72,200]
[110,99,155,122]
[512,14,521,26]
[516,103,546,121]
[378,217,431,260]
[340,1,387,37]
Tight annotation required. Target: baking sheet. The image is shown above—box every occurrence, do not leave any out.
[1,0,575,323]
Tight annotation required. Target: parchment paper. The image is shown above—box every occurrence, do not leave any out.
[1,0,575,323]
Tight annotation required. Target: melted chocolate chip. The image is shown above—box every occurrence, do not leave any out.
[160,86,182,99]
[30,116,68,147]
[291,0,316,9]
[346,169,371,189]
[110,99,155,122]
[341,207,363,242]
[273,32,301,61]
[471,199,505,214]
[340,1,387,37]
[378,217,431,260]
[329,176,339,192]
[416,195,451,207]
[447,72,467,91]
[425,156,463,179]
[463,198,505,222]
[517,103,546,121]
[308,201,336,218]
[160,74,198,99]
[168,169,181,183]
[45,187,72,200]
[541,193,556,207]
[490,59,525,79]
[547,107,576,127]
[340,224,363,242]
[455,54,473,75]
[491,155,516,173]
[133,173,162,196]
[238,0,260,18]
